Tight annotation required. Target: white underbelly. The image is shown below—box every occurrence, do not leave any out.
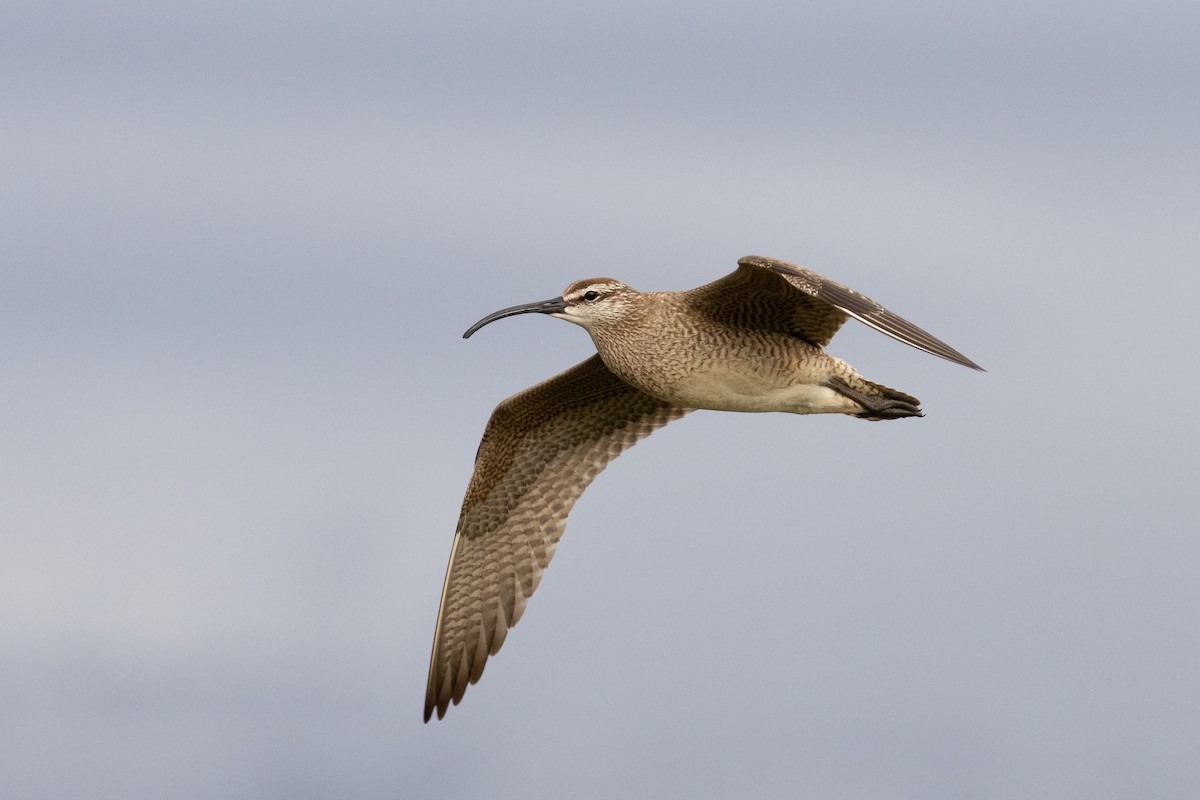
[664,366,855,415]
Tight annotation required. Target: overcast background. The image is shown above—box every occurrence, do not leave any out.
[4,1,1199,798]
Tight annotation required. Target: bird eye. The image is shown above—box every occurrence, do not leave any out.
[582,290,600,302]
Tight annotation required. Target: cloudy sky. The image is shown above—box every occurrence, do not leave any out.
[4,1,1199,797]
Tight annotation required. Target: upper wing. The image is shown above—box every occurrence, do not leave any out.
[425,354,691,721]
[686,255,983,370]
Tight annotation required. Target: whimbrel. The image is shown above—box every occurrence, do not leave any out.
[425,255,981,721]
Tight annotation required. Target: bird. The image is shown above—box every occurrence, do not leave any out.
[424,254,982,721]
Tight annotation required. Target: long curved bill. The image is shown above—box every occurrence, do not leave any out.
[463,297,567,339]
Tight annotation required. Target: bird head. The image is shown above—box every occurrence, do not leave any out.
[463,279,634,338]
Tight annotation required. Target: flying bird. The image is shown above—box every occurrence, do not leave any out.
[424,255,982,721]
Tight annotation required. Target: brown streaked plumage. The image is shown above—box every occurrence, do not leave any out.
[425,255,982,721]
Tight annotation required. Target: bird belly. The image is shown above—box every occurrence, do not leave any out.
[596,323,866,415]
[660,364,859,415]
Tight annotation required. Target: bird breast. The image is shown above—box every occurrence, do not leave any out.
[593,323,841,414]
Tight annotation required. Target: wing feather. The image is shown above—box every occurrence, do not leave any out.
[686,255,982,370]
[738,255,983,370]
[424,354,691,721]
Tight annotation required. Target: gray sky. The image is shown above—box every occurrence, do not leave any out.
[4,1,1199,798]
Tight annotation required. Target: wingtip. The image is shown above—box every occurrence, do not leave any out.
[951,353,986,372]
[423,697,446,723]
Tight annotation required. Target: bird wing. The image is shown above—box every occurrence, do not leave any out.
[425,354,691,721]
[687,255,983,370]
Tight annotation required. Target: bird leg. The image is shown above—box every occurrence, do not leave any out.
[823,376,924,420]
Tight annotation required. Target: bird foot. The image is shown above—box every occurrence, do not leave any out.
[824,376,924,420]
